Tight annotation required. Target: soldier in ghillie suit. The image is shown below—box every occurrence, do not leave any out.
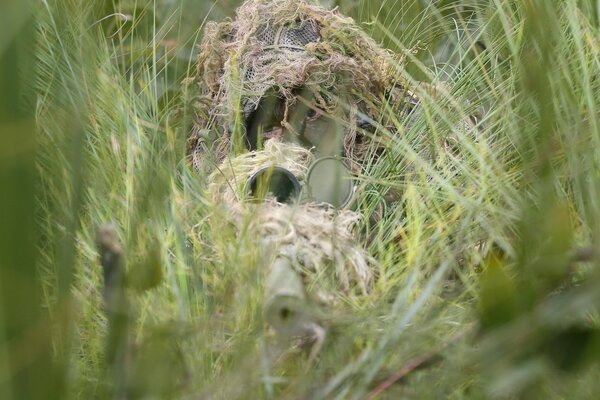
[185,0,477,340]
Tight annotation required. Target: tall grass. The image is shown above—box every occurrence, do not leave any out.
[1,0,598,398]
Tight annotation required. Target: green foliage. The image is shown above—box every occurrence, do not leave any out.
[1,0,599,398]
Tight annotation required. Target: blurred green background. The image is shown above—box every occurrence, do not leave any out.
[2,0,600,398]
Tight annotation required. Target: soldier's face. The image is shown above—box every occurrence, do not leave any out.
[244,87,346,158]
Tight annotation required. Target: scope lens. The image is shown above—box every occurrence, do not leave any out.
[306,157,354,208]
[248,166,301,204]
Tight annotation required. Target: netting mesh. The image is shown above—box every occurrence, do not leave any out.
[279,20,321,49]
[255,20,320,49]
[256,24,278,45]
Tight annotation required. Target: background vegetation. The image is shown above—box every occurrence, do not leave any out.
[1,0,600,398]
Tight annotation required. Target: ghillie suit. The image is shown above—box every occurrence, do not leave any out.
[186,0,476,338]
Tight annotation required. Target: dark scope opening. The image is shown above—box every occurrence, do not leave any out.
[248,166,301,204]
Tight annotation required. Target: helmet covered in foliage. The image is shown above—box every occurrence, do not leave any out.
[186,0,417,173]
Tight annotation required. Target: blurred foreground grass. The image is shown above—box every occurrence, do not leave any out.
[1,0,600,398]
